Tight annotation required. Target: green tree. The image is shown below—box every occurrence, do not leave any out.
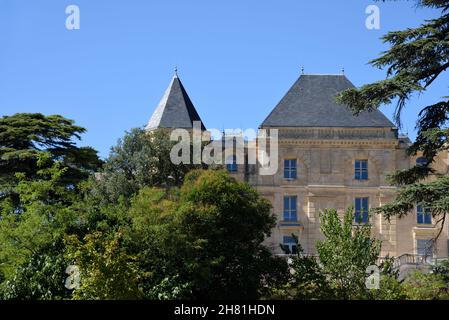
[0,160,80,299]
[317,208,381,299]
[433,259,449,282]
[337,0,449,227]
[176,170,288,299]
[277,208,387,300]
[271,241,334,300]
[0,240,69,300]
[373,274,407,300]
[0,113,102,299]
[126,170,287,300]
[403,270,449,300]
[65,232,143,300]
[91,128,204,204]
[0,113,102,208]
[122,187,193,299]
[61,170,287,300]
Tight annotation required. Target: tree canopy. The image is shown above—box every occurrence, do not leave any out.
[337,0,449,228]
[90,128,205,204]
[0,119,287,299]
[273,208,384,299]
[0,113,102,209]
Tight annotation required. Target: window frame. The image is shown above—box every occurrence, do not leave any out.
[417,204,432,225]
[283,236,298,255]
[416,239,433,256]
[355,197,369,224]
[283,196,298,222]
[354,159,368,180]
[284,159,297,179]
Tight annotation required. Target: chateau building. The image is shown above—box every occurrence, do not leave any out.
[147,72,449,261]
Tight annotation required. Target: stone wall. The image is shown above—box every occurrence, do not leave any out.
[229,127,449,259]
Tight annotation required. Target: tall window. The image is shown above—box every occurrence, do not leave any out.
[355,160,368,180]
[416,239,433,256]
[283,196,297,222]
[284,159,297,179]
[355,197,369,223]
[226,155,237,172]
[417,205,432,225]
[283,236,298,254]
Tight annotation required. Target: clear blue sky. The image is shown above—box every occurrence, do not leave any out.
[1,0,448,158]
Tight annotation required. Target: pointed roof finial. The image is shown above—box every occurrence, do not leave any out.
[174,65,178,77]
[301,66,305,75]
[341,67,345,75]
[146,71,206,131]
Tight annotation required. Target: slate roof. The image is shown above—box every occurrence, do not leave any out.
[146,74,206,130]
[261,74,395,128]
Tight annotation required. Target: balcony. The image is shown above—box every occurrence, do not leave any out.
[387,254,449,279]
[391,254,449,268]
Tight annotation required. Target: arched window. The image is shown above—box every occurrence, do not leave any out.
[226,155,237,173]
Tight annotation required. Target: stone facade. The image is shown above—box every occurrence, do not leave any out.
[230,127,449,259]
[147,72,449,260]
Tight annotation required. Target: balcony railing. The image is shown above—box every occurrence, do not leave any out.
[274,253,448,270]
[392,254,448,269]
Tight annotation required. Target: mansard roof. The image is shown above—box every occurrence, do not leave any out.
[146,74,206,131]
[261,74,395,128]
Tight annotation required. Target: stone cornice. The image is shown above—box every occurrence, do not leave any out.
[278,139,399,148]
[273,127,399,141]
[255,185,397,192]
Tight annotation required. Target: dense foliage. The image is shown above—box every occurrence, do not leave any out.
[2,1,449,299]
[337,0,449,228]
[273,208,383,299]
[0,116,287,299]
[90,128,203,204]
[0,113,102,207]
[271,208,449,300]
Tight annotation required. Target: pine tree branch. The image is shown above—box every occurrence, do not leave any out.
[424,61,449,88]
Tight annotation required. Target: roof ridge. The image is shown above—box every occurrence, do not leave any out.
[301,73,346,76]
[261,73,395,128]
